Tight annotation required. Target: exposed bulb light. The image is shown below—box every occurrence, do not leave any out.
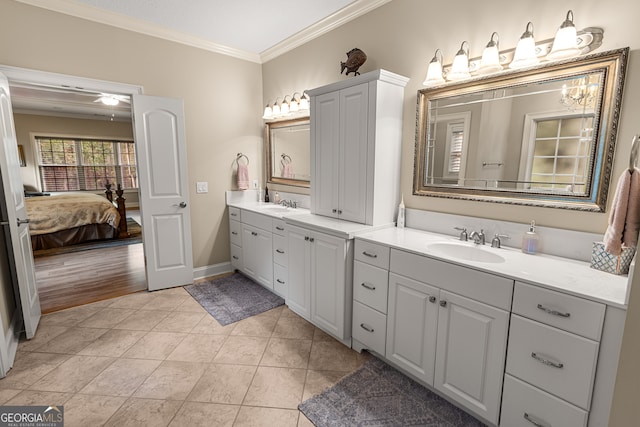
[478,32,503,74]
[272,97,281,116]
[510,22,539,69]
[423,49,445,86]
[547,10,580,60]
[262,101,273,119]
[290,93,300,112]
[299,92,310,110]
[280,95,291,115]
[447,42,471,81]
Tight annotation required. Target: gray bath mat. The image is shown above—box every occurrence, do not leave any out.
[184,273,284,325]
[299,356,486,427]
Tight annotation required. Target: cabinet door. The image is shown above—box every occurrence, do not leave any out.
[311,231,347,340]
[434,290,509,425]
[287,225,311,319]
[338,83,369,223]
[312,91,340,218]
[241,224,273,289]
[386,273,439,385]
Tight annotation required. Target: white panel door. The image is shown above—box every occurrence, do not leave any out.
[133,95,193,291]
[286,225,311,319]
[311,91,340,218]
[0,74,40,342]
[386,273,438,385]
[435,290,509,425]
[338,83,369,223]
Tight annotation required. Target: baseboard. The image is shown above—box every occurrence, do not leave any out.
[192,261,233,281]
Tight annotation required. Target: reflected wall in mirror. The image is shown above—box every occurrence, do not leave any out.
[266,117,310,187]
[414,48,629,211]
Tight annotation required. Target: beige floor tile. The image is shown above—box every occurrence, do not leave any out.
[260,305,285,318]
[121,331,187,360]
[174,297,208,313]
[140,294,189,311]
[280,306,300,318]
[31,327,108,354]
[112,309,171,331]
[152,311,206,333]
[0,388,21,404]
[78,329,146,357]
[29,355,115,393]
[5,390,74,406]
[104,398,182,427]
[156,286,189,297]
[108,291,157,309]
[133,360,207,400]
[272,316,315,340]
[243,366,306,409]
[0,352,70,389]
[308,340,360,372]
[297,412,315,427]
[39,304,104,327]
[168,401,238,427]
[187,363,256,404]
[77,308,136,328]
[213,336,268,365]
[190,315,236,335]
[260,338,312,369]
[230,314,278,337]
[312,327,334,342]
[18,324,69,352]
[234,406,299,427]
[302,370,346,401]
[63,394,126,427]
[166,334,226,363]
[80,358,162,397]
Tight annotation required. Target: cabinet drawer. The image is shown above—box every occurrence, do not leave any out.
[241,210,272,231]
[500,374,588,427]
[353,261,388,314]
[229,220,242,247]
[229,206,241,221]
[230,243,242,270]
[352,301,386,355]
[273,263,287,298]
[273,234,288,267]
[390,248,513,311]
[506,315,599,410]
[272,219,287,236]
[513,281,605,341]
[354,239,390,269]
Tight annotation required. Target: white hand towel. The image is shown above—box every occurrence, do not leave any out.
[604,168,640,255]
[237,163,249,190]
[283,162,294,179]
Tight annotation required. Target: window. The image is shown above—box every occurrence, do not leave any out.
[36,137,137,192]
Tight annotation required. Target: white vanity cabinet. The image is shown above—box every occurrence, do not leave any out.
[287,223,353,343]
[272,219,288,298]
[240,211,273,290]
[309,69,409,226]
[228,207,242,270]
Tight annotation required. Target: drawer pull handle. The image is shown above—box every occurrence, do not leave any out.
[537,304,570,318]
[230,213,238,217]
[360,323,374,333]
[231,231,238,235]
[362,251,378,258]
[232,256,239,260]
[523,412,550,427]
[277,279,285,284]
[531,352,564,369]
[276,249,285,254]
[276,226,285,231]
[360,282,376,291]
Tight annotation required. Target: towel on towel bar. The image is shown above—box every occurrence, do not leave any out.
[237,163,249,190]
[604,167,640,255]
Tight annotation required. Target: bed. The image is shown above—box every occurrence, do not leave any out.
[26,189,129,250]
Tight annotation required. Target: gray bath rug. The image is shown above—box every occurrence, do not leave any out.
[299,356,486,427]
[184,273,284,325]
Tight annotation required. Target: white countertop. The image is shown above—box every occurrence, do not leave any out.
[356,227,630,309]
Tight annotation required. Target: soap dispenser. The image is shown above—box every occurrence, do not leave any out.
[521,220,539,254]
[397,195,405,228]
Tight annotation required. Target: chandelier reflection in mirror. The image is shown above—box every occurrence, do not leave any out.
[560,75,600,109]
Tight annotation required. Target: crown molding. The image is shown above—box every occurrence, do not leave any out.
[15,0,262,63]
[260,0,392,63]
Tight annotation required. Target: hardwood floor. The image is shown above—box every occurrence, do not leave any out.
[34,243,147,314]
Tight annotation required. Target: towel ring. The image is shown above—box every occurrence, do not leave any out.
[280,153,292,167]
[236,153,249,165]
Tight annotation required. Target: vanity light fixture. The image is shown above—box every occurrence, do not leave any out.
[423,49,446,86]
[299,92,310,110]
[447,42,471,81]
[290,93,301,112]
[478,32,503,74]
[509,22,539,69]
[547,10,581,60]
[272,97,282,116]
[262,92,310,121]
[280,95,291,115]
[262,101,274,119]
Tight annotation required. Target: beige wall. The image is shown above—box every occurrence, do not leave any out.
[261,0,640,425]
[0,0,264,270]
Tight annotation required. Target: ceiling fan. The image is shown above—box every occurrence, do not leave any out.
[95,93,131,106]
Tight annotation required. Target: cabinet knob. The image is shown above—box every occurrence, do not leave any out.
[332,209,337,213]
[305,236,309,241]
[429,296,436,303]
[309,237,315,242]
[439,300,447,307]
[338,209,342,214]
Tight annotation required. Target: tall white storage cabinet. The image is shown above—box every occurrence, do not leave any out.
[308,70,409,225]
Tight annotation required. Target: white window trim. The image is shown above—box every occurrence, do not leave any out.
[433,112,471,185]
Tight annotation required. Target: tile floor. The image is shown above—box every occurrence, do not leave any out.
[1,285,370,426]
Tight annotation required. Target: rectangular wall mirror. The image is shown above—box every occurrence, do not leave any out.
[413,48,629,211]
[266,117,310,188]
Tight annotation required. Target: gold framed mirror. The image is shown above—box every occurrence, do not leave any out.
[266,117,310,188]
[413,48,629,211]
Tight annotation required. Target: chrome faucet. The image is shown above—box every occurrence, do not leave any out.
[279,199,297,208]
[469,229,486,245]
[454,227,468,241]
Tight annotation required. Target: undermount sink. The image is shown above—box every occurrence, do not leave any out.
[258,204,290,212]
[425,242,506,264]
